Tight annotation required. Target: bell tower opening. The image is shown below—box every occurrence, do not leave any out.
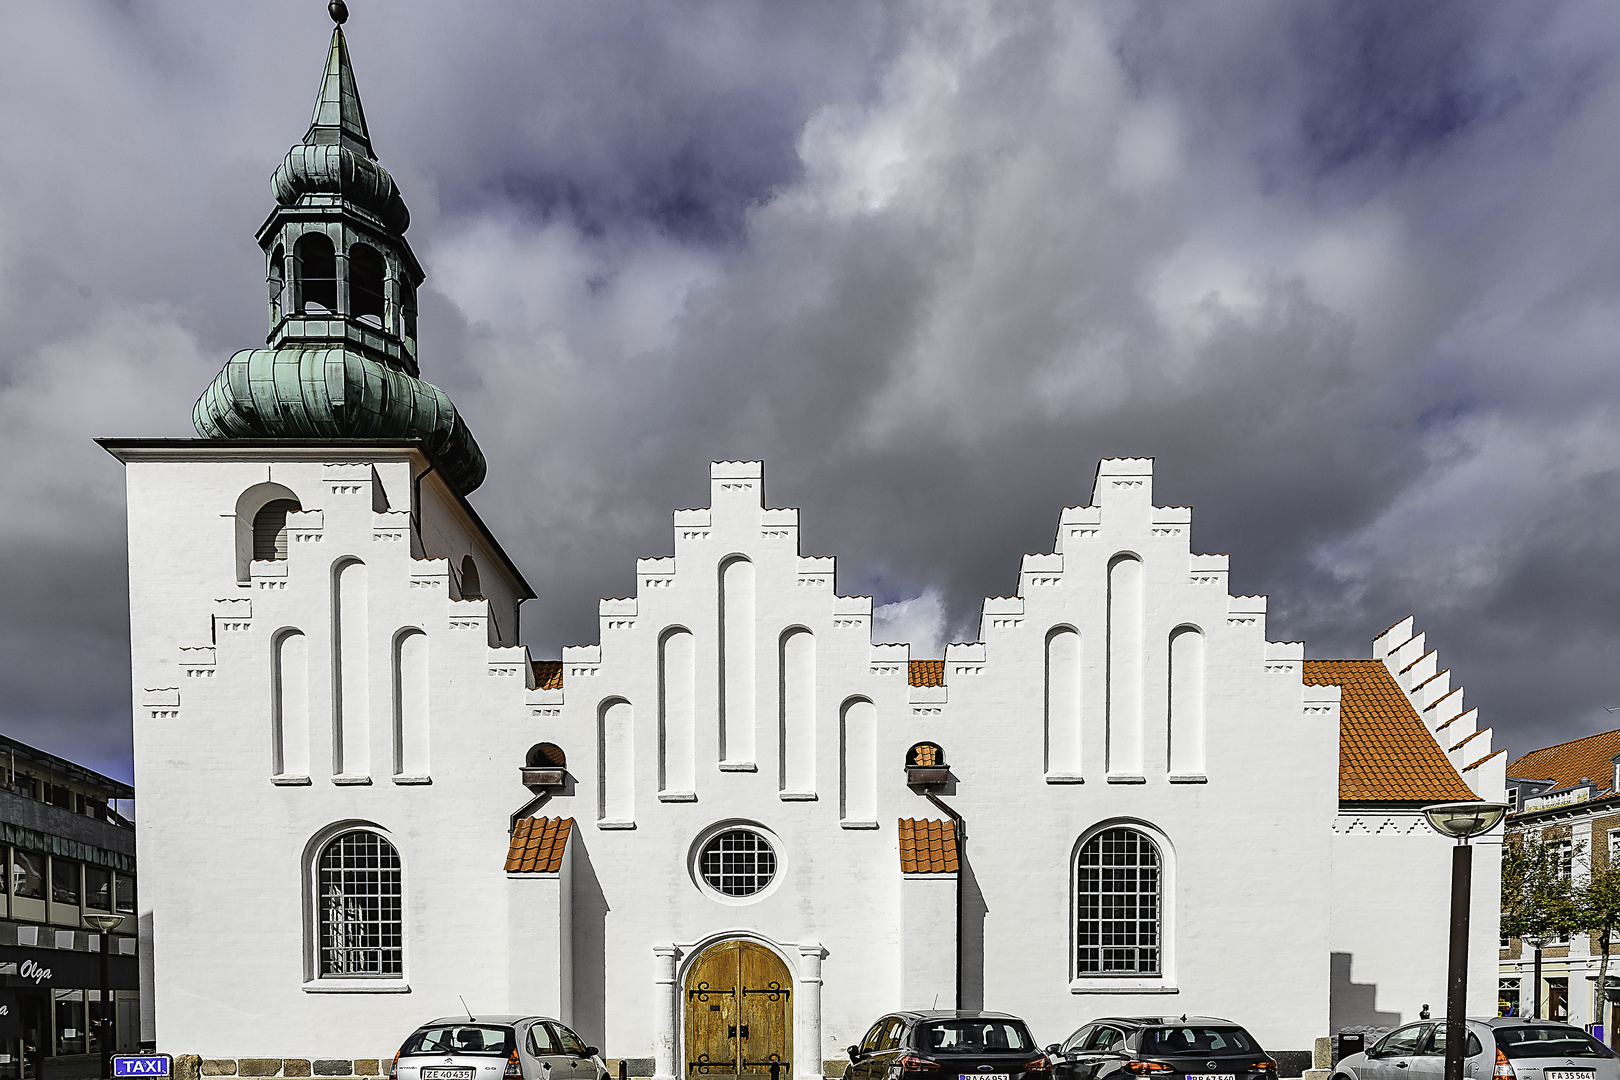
[351,243,386,325]
[295,233,337,314]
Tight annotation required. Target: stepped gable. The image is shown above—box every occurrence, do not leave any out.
[1508,729,1620,793]
[1304,659,1477,803]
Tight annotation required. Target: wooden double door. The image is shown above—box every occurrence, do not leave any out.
[685,940,792,1078]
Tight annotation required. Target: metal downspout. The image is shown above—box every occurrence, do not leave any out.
[923,789,965,1008]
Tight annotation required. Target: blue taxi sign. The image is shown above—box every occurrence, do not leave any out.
[113,1056,172,1078]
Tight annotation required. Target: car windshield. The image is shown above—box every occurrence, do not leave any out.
[402,1025,514,1057]
[1142,1028,1259,1055]
[919,1020,1035,1053]
[1495,1027,1613,1060]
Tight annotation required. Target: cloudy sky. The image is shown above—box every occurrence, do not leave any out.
[4,1,1620,782]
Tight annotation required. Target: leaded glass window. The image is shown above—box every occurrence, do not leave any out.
[1075,827,1160,975]
[318,831,402,977]
[699,829,776,897]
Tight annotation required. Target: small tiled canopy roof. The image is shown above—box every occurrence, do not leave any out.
[899,818,958,873]
[908,660,944,687]
[506,817,572,873]
[1508,728,1620,794]
[532,660,563,690]
[1302,659,1478,803]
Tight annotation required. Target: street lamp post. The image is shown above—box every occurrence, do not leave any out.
[1423,802,1510,1080]
[84,915,124,1080]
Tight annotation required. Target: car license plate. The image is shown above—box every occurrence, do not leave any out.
[1186,1074,1235,1080]
[962,1074,1007,1079]
[421,1070,474,1079]
[1545,1072,1593,1080]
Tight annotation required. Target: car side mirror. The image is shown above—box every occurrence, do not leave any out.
[1046,1046,1061,1056]
[584,1048,598,1059]
[848,1047,861,1063]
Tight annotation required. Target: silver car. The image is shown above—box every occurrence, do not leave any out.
[1331,1019,1619,1080]
[392,1016,608,1080]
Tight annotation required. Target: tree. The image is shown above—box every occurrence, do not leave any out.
[1575,848,1620,1027]
[1502,832,1581,1017]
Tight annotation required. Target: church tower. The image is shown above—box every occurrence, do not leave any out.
[191,0,485,494]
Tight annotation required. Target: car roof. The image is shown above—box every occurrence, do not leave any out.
[893,1011,1026,1022]
[1482,1019,1587,1029]
[1092,1017,1236,1028]
[420,1015,550,1027]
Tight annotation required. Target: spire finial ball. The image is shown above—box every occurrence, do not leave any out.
[329,1,348,25]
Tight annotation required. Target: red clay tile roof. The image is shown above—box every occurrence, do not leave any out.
[898,818,958,873]
[1302,659,1479,803]
[1508,729,1620,791]
[532,660,563,690]
[505,816,572,873]
[909,660,944,687]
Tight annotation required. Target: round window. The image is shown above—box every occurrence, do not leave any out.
[698,829,777,897]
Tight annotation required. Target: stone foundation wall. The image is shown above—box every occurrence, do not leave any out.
[175,1056,385,1080]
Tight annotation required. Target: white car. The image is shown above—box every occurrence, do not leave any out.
[1331,1019,1618,1080]
[392,1016,608,1080]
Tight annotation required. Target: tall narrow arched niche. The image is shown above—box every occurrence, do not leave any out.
[839,697,876,828]
[332,558,369,779]
[779,628,816,798]
[1045,626,1082,781]
[272,629,310,780]
[598,698,635,827]
[393,628,429,780]
[658,627,696,799]
[1106,553,1144,779]
[459,556,482,601]
[234,482,302,582]
[718,556,756,768]
[1167,625,1206,779]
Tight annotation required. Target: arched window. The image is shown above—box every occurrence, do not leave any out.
[459,556,482,600]
[350,244,386,325]
[526,742,566,768]
[317,830,402,977]
[295,233,337,313]
[1075,827,1160,975]
[253,499,301,561]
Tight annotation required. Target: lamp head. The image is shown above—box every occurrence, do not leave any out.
[1422,800,1509,841]
[83,914,123,932]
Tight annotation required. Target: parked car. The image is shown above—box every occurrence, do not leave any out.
[1330,1019,1618,1080]
[391,1016,608,1080]
[844,1011,1051,1080]
[1046,1016,1276,1080]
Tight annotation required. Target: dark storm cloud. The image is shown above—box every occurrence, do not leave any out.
[5,0,1620,781]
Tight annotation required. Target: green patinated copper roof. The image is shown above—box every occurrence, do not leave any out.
[194,349,486,494]
[308,26,373,157]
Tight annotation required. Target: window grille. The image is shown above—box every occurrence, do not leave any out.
[699,829,776,897]
[318,831,402,977]
[1075,827,1161,975]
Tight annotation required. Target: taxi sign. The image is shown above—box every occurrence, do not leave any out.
[114,1056,172,1078]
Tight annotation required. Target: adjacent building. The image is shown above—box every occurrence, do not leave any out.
[1498,729,1620,1033]
[0,735,139,1078]
[99,10,1508,1080]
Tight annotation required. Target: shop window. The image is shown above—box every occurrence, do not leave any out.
[84,867,112,911]
[316,829,403,977]
[295,233,337,313]
[11,850,43,899]
[350,244,386,325]
[1075,827,1161,975]
[50,859,80,905]
[253,499,302,561]
[114,873,135,915]
[54,990,85,1056]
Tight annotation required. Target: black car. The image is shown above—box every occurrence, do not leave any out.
[1047,1016,1277,1080]
[845,1011,1052,1080]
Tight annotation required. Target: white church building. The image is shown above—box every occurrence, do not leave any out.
[100,11,1507,1080]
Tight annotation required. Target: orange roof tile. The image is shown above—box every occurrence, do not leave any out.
[909,660,944,687]
[1508,729,1620,792]
[505,816,573,873]
[898,818,958,873]
[1302,659,1479,803]
[532,660,563,690]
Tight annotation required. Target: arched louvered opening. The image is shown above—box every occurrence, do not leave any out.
[295,233,337,313]
[351,244,386,326]
[268,244,285,325]
[253,499,302,561]
[459,556,482,600]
